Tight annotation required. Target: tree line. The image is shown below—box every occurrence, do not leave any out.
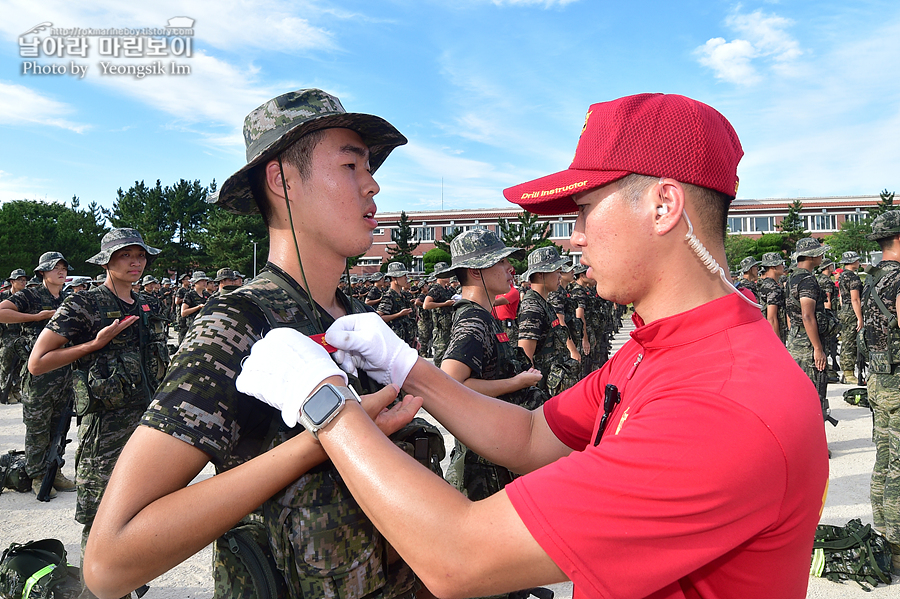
[0,179,269,280]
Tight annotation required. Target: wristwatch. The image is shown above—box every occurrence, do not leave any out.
[298,383,360,439]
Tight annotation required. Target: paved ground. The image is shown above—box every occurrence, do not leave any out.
[0,315,895,597]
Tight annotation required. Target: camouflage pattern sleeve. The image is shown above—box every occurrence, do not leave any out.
[366,287,382,302]
[141,293,281,472]
[443,302,495,379]
[6,287,41,315]
[547,288,565,315]
[44,292,102,345]
[376,290,395,315]
[517,292,548,341]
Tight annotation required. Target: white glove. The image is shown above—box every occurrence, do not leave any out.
[325,312,419,387]
[236,328,347,428]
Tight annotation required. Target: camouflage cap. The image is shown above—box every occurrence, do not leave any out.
[432,262,450,279]
[818,260,835,272]
[65,276,93,289]
[369,271,385,282]
[760,252,784,267]
[34,251,73,274]
[213,268,238,282]
[572,264,589,276]
[867,210,900,241]
[161,278,173,285]
[141,275,159,285]
[793,237,830,258]
[839,251,861,264]
[27,276,42,287]
[738,256,760,274]
[93,272,107,284]
[178,273,191,282]
[434,229,522,278]
[7,268,26,281]
[190,270,210,284]
[209,89,408,215]
[522,246,569,281]
[384,262,409,279]
[87,228,161,266]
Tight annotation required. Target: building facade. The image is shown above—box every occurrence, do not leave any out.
[356,195,883,275]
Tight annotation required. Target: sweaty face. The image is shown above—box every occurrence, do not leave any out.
[43,262,69,286]
[106,246,147,285]
[480,258,515,297]
[291,128,381,262]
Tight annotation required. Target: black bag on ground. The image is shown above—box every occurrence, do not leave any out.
[0,450,30,494]
[810,518,892,590]
[843,387,869,408]
[0,539,82,599]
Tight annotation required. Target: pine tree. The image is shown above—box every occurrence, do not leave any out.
[499,211,562,274]
[385,210,420,269]
[777,200,807,251]
[870,189,895,218]
[434,226,462,254]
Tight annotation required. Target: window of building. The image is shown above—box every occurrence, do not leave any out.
[807,214,836,231]
[727,217,745,233]
[358,257,381,266]
[845,211,866,223]
[418,226,435,241]
[412,257,424,272]
[551,221,574,238]
[372,227,384,236]
[752,216,774,232]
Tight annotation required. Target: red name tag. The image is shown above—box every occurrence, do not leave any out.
[551,318,560,328]
[309,333,337,354]
[495,332,510,343]
[141,304,151,312]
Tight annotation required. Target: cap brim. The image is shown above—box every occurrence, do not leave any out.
[212,112,408,215]
[503,168,630,215]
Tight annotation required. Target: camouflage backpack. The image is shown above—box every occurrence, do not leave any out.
[0,450,30,494]
[842,387,869,408]
[810,519,892,591]
[0,539,81,599]
[216,270,436,599]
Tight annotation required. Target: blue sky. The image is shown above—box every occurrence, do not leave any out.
[1,0,898,216]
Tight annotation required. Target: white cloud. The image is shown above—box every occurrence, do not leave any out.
[0,170,66,204]
[489,0,579,7]
[695,8,802,85]
[0,82,88,132]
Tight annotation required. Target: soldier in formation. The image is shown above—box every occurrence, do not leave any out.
[837,251,864,384]
[377,262,416,348]
[817,260,840,377]
[756,252,787,344]
[424,263,455,367]
[0,269,28,405]
[736,256,760,300]
[29,229,170,578]
[0,252,76,497]
[861,211,900,573]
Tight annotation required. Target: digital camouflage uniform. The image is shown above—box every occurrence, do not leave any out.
[175,283,191,344]
[757,277,787,344]
[427,281,454,367]
[46,284,169,549]
[7,285,73,480]
[0,284,25,404]
[786,266,827,385]
[378,288,416,348]
[142,265,421,599]
[816,269,840,373]
[416,288,432,357]
[838,266,863,376]
[518,289,580,395]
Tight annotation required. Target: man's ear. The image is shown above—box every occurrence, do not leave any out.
[654,178,686,236]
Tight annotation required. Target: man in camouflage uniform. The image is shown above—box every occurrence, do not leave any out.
[838,251,864,384]
[757,252,787,344]
[862,211,900,572]
[785,238,831,418]
[0,269,28,404]
[179,271,210,340]
[365,271,387,307]
[173,273,191,344]
[737,256,760,300]
[517,247,581,395]
[377,262,416,348]
[436,230,543,511]
[212,268,241,296]
[81,89,424,599]
[424,263,455,366]
[0,254,75,497]
[29,229,169,577]
[548,265,582,366]
[817,260,840,377]
[566,265,591,361]
[415,279,433,357]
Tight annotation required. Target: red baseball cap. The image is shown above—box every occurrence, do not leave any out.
[503,94,743,215]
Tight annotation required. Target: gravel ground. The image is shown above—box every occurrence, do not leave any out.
[0,317,894,598]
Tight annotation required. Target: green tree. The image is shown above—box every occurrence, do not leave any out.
[56,196,109,277]
[724,233,757,272]
[423,248,451,273]
[777,200,807,250]
[823,219,879,262]
[202,204,268,278]
[434,226,462,254]
[385,211,420,269]
[755,233,786,258]
[870,189,895,219]
[499,212,563,274]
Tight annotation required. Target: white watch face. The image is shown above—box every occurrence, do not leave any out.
[305,385,344,426]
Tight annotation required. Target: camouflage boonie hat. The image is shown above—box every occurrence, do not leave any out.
[190,270,210,284]
[87,228,160,266]
[34,252,73,274]
[760,252,784,267]
[432,262,450,279]
[65,276,92,289]
[572,264,589,276]
[369,271,385,282]
[867,210,900,241]
[213,268,238,282]
[384,262,409,278]
[27,276,41,287]
[793,237,830,258]
[178,273,191,282]
[209,89,408,215]
[161,278,172,285]
[738,256,760,273]
[840,251,861,264]
[522,246,569,281]
[141,275,159,286]
[7,268,26,281]
[818,260,835,272]
[93,272,107,284]
[434,229,522,278]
